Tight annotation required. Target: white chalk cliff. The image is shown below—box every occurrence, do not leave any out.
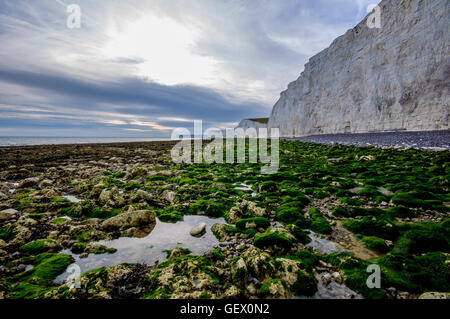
[268,0,449,137]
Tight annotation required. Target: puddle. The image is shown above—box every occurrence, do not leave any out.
[306,231,346,254]
[55,215,224,283]
[62,195,82,203]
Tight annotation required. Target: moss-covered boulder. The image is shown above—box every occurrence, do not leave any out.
[19,239,58,254]
[254,227,296,254]
[146,255,220,299]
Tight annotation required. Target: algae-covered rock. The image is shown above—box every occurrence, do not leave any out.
[211,223,238,242]
[101,209,156,231]
[146,255,220,299]
[258,279,291,299]
[226,200,266,223]
[0,208,19,221]
[254,227,296,253]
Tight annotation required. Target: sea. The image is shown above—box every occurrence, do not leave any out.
[0,136,171,147]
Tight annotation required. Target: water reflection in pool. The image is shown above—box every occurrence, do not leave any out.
[56,215,225,283]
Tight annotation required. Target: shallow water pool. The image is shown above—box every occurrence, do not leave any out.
[55,215,225,283]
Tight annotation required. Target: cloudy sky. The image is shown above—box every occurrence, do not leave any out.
[0,0,377,137]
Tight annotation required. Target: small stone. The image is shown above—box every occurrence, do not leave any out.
[189,223,207,237]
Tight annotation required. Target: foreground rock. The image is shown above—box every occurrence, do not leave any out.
[101,209,156,237]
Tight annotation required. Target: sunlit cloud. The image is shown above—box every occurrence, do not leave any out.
[0,0,374,137]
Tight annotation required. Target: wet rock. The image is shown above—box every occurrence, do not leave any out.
[162,190,176,203]
[231,257,247,282]
[0,208,18,221]
[227,200,266,223]
[418,292,450,299]
[240,246,271,280]
[0,192,7,200]
[39,179,53,189]
[259,279,292,299]
[321,273,332,286]
[223,285,242,299]
[190,223,206,237]
[211,223,232,242]
[168,247,190,260]
[91,183,107,198]
[18,177,40,188]
[332,272,343,284]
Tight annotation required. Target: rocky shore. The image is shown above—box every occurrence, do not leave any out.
[285,130,450,150]
[0,140,448,299]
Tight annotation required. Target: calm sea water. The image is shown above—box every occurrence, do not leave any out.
[0,137,170,147]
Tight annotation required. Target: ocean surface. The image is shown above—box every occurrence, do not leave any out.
[0,136,170,147]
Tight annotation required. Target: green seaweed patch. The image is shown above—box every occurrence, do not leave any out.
[358,235,390,253]
[308,207,332,235]
[157,206,184,223]
[7,253,74,299]
[339,197,364,206]
[276,204,308,224]
[254,229,294,250]
[391,191,444,211]
[51,217,68,225]
[0,226,17,241]
[258,279,288,297]
[396,222,449,254]
[291,269,317,297]
[19,239,57,254]
[187,199,228,217]
[343,216,399,240]
[286,225,311,244]
[386,206,414,218]
[52,196,70,203]
[209,248,225,262]
[142,287,171,299]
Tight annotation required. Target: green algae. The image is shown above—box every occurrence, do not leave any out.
[308,207,332,234]
[19,239,57,254]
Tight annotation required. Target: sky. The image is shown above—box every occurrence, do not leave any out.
[0,0,378,138]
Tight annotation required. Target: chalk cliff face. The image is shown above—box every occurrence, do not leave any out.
[268,0,449,137]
